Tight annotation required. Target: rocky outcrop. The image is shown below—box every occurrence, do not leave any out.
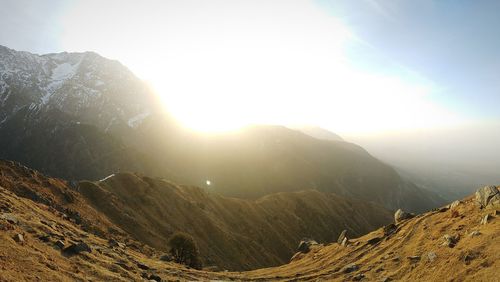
[394,209,415,224]
[475,186,500,209]
[297,239,318,254]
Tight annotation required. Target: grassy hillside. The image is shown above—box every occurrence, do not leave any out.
[79,172,392,270]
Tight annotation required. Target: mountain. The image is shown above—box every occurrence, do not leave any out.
[0,160,497,280]
[0,45,444,213]
[290,125,344,141]
[0,160,392,271]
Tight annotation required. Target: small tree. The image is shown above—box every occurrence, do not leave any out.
[167,232,202,269]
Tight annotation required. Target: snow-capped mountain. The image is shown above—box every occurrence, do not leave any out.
[0,45,157,131]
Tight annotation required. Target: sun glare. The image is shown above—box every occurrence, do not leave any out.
[60,0,460,134]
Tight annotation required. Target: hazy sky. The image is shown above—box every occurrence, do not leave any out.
[1,0,499,133]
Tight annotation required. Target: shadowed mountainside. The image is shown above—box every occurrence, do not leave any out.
[78,172,392,270]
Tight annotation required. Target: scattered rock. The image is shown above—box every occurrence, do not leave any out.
[13,233,24,243]
[407,256,420,263]
[367,237,382,245]
[55,240,65,249]
[337,230,347,244]
[394,209,414,224]
[38,235,50,242]
[0,213,19,224]
[341,237,349,247]
[159,254,172,262]
[449,200,461,209]
[137,262,150,270]
[343,264,359,273]
[469,230,481,237]
[481,214,492,225]
[442,234,459,248]
[297,238,318,253]
[383,224,397,236]
[115,261,133,270]
[427,252,437,262]
[460,250,479,265]
[475,186,500,209]
[148,274,162,282]
[63,242,91,255]
[352,273,365,281]
[108,238,126,248]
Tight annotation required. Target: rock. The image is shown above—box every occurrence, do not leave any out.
[475,186,500,209]
[115,261,133,270]
[481,214,492,225]
[469,230,481,237]
[148,274,162,282]
[55,240,65,249]
[137,262,150,270]
[13,234,24,243]
[353,273,365,281]
[427,252,437,262]
[159,254,172,262]
[394,209,414,224]
[337,230,347,244]
[449,200,461,209]
[383,224,397,236]
[0,213,19,224]
[108,238,125,248]
[341,237,349,247]
[367,237,382,245]
[297,238,318,253]
[442,234,459,248]
[63,242,91,255]
[343,264,359,273]
[407,256,420,263]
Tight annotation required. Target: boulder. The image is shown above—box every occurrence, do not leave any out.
[297,239,318,253]
[0,213,19,224]
[475,186,500,209]
[480,214,492,225]
[343,264,359,273]
[442,234,459,248]
[394,209,414,224]
[427,252,437,262]
[340,237,349,247]
[383,224,397,236]
[63,242,91,255]
[13,234,24,243]
[449,200,461,209]
[55,240,65,249]
[337,230,347,244]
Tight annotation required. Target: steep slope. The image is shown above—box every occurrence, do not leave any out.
[0,45,444,213]
[0,162,497,281]
[78,172,392,270]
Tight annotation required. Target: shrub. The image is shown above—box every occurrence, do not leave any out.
[167,232,202,269]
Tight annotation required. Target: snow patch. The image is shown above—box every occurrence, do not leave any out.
[99,174,115,182]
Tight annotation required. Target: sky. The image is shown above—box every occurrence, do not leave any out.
[1,0,499,134]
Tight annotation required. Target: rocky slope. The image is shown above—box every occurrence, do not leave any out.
[0,45,444,213]
[0,160,497,281]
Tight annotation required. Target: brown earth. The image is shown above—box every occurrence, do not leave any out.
[0,160,498,281]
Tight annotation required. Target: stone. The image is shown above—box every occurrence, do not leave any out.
[449,200,461,209]
[407,256,420,263]
[442,234,459,248]
[341,237,349,247]
[481,214,492,225]
[427,252,437,262]
[383,224,397,236]
[55,240,65,249]
[353,273,365,281]
[148,274,162,282]
[13,234,24,243]
[137,262,150,270]
[337,230,347,244]
[0,213,19,224]
[159,254,172,262]
[394,209,414,224]
[63,242,91,255]
[297,239,318,253]
[343,264,359,273]
[108,238,125,248]
[470,230,481,237]
[367,237,382,245]
[475,186,500,209]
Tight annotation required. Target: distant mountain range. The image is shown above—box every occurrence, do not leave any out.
[0,45,445,213]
